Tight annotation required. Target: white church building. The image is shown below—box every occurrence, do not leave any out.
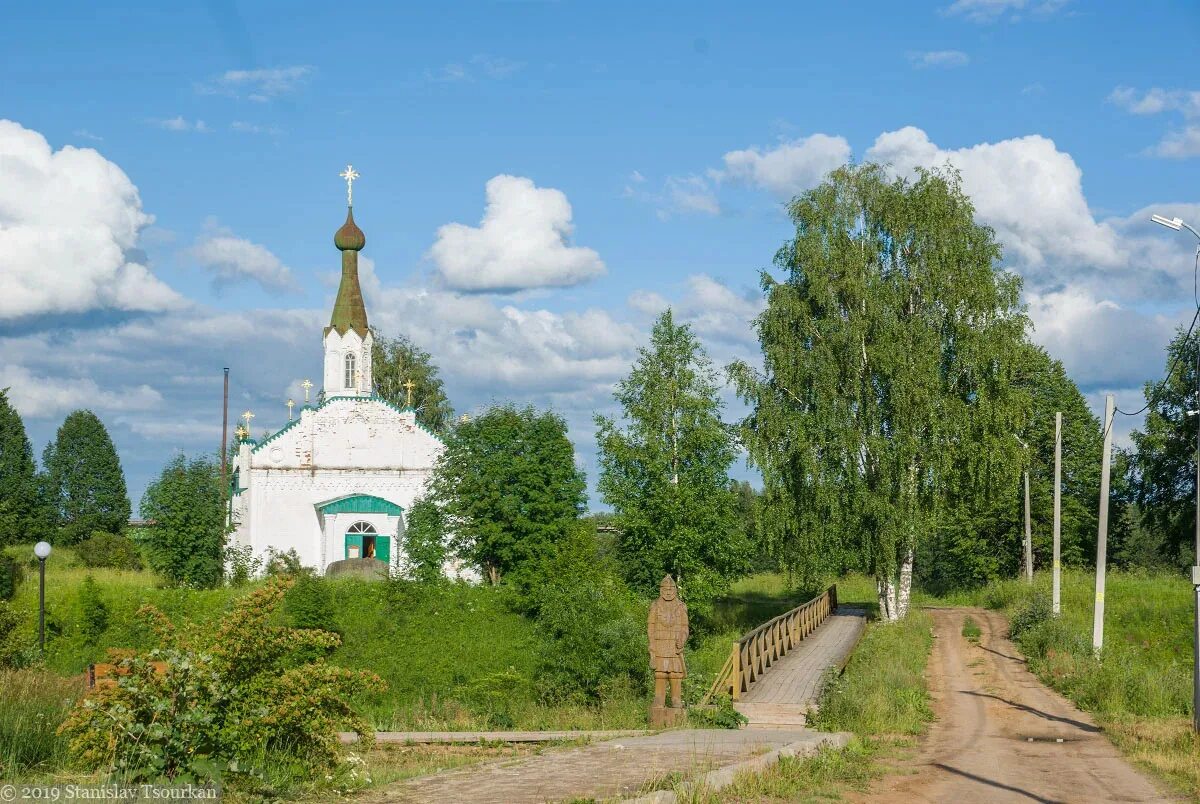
[228,169,446,576]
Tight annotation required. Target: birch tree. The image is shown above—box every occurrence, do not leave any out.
[729,164,1027,620]
[596,310,749,616]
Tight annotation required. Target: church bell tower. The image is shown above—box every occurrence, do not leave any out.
[323,165,373,397]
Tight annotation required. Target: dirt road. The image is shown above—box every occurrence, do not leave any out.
[852,607,1176,804]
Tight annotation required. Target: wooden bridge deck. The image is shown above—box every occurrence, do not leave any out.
[734,607,867,728]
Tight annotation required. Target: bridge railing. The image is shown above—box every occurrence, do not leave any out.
[700,584,837,705]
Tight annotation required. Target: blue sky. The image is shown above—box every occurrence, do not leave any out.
[2,0,1199,510]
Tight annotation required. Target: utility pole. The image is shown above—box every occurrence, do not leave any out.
[1024,469,1033,583]
[1193,343,1200,733]
[1092,395,1115,655]
[1053,412,1062,617]
[220,367,230,497]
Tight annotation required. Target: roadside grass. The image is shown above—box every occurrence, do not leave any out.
[0,670,82,780]
[951,567,1199,799]
[961,616,981,643]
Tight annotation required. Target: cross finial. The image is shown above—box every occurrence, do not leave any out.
[241,410,255,428]
[287,398,295,420]
[403,379,416,407]
[235,423,248,440]
[339,164,360,206]
[301,379,313,403]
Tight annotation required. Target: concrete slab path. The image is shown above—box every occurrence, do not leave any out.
[734,606,867,728]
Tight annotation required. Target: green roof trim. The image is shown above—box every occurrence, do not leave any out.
[317,494,404,516]
[252,394,444,453]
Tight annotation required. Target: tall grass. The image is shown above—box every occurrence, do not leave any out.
[0,670,81,780]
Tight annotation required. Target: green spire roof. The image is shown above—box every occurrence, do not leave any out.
[328,206,369,338]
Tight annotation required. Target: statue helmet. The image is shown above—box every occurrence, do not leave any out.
[660,575,678,596]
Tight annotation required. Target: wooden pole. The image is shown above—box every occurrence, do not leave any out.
[1092,395,1115,655]
[1024,470,1033,583]
[220,367,229,497]
[1053,412,1062,616]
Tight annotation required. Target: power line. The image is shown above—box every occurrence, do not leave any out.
[1113,247,1200,419]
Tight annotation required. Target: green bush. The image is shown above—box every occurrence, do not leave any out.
[77,575,109,644]
[75,532,143,572]
[223,544,260,586]
[284,574,339,635]
[58,578,381,792]
[689,693,748,729]
[530,526,649,702]
[1008,593,1052,639]
[0,556,21,602]
[0,669,80,779]
[0,603,22,668]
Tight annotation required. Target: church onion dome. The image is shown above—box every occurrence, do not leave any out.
[334,207,366,251]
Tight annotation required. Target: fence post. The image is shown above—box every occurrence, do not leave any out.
[830,584,838,611]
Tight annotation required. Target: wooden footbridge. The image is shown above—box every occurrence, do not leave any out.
[702,586,866,727]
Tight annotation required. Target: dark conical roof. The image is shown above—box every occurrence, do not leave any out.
[328,206,368,338]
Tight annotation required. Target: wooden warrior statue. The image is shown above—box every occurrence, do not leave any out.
[648,574,689,719]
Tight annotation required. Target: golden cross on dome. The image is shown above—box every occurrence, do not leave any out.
[241,410,254,429]
[287,398,295,420]
[403,379,416,407]
[235,423,248,440]
[301,379,313,403]
[339,164,360,206]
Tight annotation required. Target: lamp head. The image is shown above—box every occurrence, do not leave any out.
[1152,214,1184,231]
[33,541,51,560]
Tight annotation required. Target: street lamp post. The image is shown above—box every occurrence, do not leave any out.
[33,541,51,652]
[1151,213,1200,732]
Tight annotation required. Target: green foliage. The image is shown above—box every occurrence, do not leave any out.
[1008,592,1053,639]
[264,547,310,577]
[75,531,143,571]
[77,575,109,644]
[689,693,748,729]
[58,578,380,789]
[810,609,934,735]
[42,411,131,544]
[596,310,749,615]
[730,164,1029,603]
[529,525,649,702]
[430,403,586,588]
[0,555,21,602]
[223,544,260,586]
[284,574,339,634]
[402,497,447,584]
[139,455,226,588]
[371,328,454,434]
[0,603,22,668]
[0,670,80,779]
[0,390,39,546]
[1131,326,1200,566]
[960,616,981,643]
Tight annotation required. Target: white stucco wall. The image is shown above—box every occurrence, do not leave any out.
[229,397,442,575]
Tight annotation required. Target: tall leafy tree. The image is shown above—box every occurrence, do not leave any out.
[1131,326,1199,566]
[0,389,39,545]
[42,410,131,543]
[596,310,749,613]
[140,455,226,588]
[371,328,454,433]
[729,164,1028,619]
[430,404,586,587]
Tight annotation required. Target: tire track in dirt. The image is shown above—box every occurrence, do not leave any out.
[849,607,1176,804]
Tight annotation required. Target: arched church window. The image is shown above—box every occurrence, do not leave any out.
[344,352,357,389]
[347,521,377,534]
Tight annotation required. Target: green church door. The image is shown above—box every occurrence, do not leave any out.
[344,524,390,563]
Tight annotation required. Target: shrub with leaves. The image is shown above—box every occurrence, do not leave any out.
[76,531,144,571]
[223,543,261,586]
[58,577,381,788]
[77,575,109,644]
[0,554,21,602]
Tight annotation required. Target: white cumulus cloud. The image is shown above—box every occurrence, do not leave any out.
[1108,87,1200,159]
[942,0,1068,23]
[0,119,184,319]
[429,175,606,292]
[191,220,297,292]
[719,133,851,199]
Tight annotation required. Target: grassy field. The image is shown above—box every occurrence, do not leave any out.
[0,545,814,784]
[942,567,1200,799]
